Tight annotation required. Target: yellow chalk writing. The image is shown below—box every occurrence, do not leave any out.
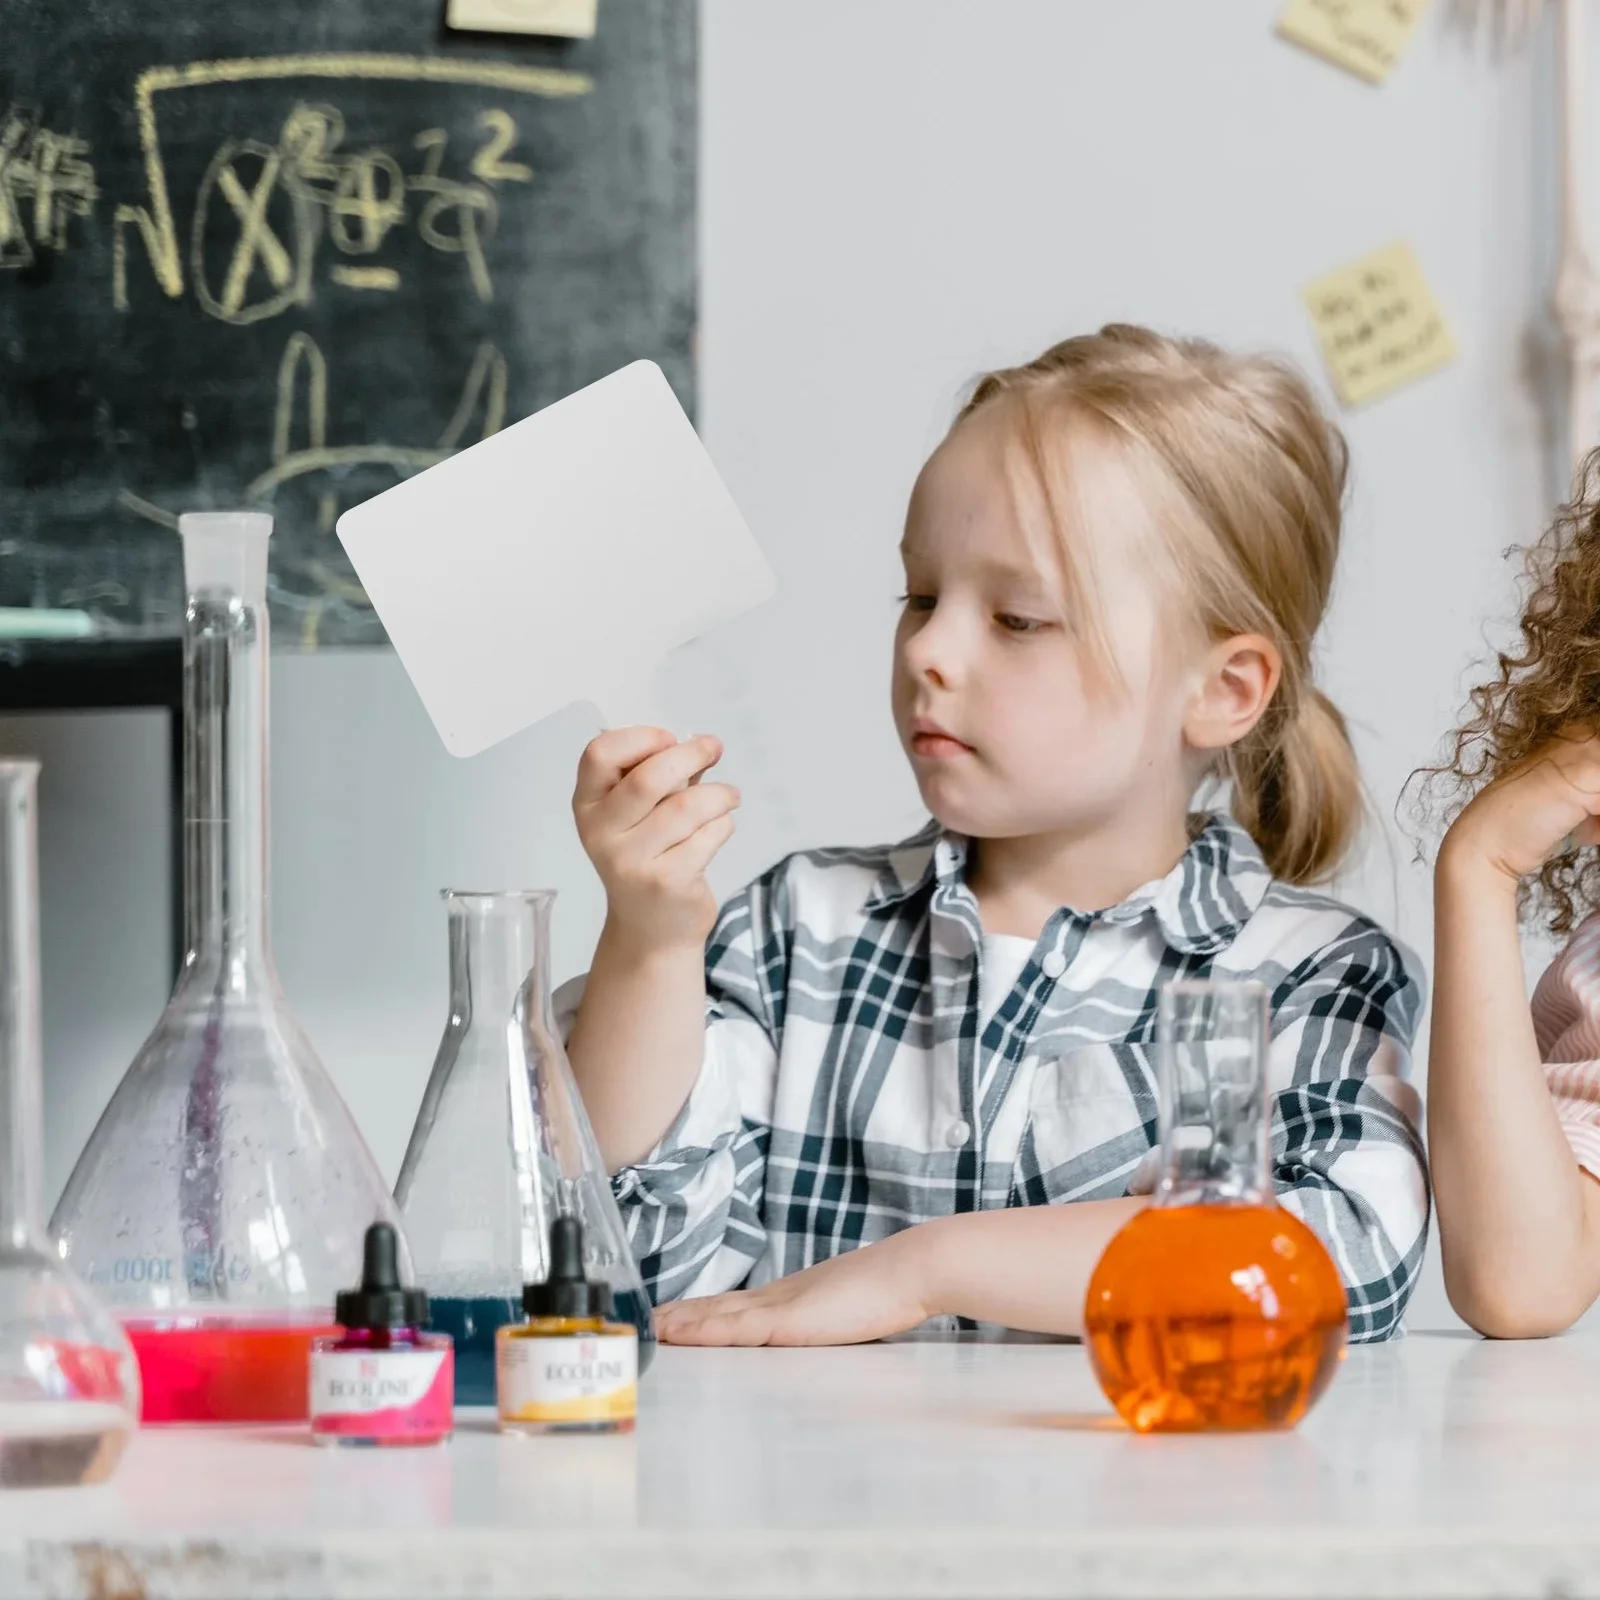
[330,264,400,290]
[181,98,537,322]
[119,329,509,628]
[113,52,590,311]
[0,105,98,268]
[471,110,533,184]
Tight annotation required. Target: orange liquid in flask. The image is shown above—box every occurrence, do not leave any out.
[1085,1203,1347,1433]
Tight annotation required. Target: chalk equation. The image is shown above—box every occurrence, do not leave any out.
[0,103,98,268]
[113,52,591,315]
[191,100,538,325]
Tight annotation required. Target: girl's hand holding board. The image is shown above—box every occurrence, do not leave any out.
[573,729,738,952]
[565,727,740,1175]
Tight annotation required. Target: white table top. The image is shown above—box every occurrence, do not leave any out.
[1,1332,1597,1598]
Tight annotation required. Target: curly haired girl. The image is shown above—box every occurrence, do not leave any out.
[1431,450,1600,1336]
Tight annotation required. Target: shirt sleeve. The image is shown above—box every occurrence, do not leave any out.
[1531,924,1600,1180]
[1267,920,1428,1344]
[596,866,792,1305]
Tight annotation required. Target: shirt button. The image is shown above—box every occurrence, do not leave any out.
[1042,951,1067,979]
[946,1119,972,1148]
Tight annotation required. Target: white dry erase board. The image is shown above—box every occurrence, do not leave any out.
[336,361,777,757]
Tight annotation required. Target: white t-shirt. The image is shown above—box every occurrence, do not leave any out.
[979,934,1036,1026]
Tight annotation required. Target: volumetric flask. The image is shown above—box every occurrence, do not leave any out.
[50,514,406,1424]
[396,890,654,1403]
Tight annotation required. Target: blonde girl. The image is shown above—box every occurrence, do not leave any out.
[564,324,1427,1345]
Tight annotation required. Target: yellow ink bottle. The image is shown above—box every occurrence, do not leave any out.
[496,1214,637,1435]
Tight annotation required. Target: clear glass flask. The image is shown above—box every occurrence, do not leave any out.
[1084,980,1347,1433]
[396,891,654,1404]
[50,514,404,1425]
[0,760,140,1485]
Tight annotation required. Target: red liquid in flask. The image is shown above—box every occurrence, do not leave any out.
[124,1315,340,1423]
[1084,1204,1347,1433]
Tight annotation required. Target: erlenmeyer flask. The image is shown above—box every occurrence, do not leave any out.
[0,761,139,1485]
[396,891,654,1404]
[1084,980,1347,1433]
[50,513,405,1424]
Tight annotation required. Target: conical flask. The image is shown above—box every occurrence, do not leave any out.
[50,513,405,1424]
[1084,980,1348,1433]
[396,891,654,1404]
[0,761,139,1485]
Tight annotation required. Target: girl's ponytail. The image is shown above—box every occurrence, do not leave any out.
[1228,685,1362,886]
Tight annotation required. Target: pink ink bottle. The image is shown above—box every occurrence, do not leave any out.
[310,1223,453,1448]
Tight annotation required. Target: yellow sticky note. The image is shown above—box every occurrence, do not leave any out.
[446,0,597,38]
[1276,0,1431,85]
[1301,242,1456,408]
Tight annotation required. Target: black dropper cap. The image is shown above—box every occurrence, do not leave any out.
[336,1222,429,1331]
[523,1214,614,1319]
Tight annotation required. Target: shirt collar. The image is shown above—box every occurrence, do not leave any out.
[862,811,1274,956]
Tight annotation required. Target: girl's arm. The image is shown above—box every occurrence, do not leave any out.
[652,1198,1146,1347]
[1430,737,1600,1338]
[656,908,1425,1349]
[567,727,738,1170]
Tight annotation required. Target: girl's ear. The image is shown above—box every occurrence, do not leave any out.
[1185,634,1282,753]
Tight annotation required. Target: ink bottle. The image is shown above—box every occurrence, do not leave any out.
[496,1215,638,1435]
[310,1222,454,1447]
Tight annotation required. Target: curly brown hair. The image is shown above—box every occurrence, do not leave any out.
[1426,447,1600,933]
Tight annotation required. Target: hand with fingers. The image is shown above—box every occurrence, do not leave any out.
[573,728,742,954]
[652,1233,933,1348]
[1443,731,1600,886]
[565,728,744,1172]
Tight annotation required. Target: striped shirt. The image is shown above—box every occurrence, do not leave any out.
[1532,913,1600,1177]
[589,812,1428,1342]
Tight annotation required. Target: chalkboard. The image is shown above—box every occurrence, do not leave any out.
[0,0,696,647]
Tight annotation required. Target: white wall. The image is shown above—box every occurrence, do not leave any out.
[0,0,1566,1329]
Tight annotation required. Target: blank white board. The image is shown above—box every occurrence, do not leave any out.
[337,361,777,757]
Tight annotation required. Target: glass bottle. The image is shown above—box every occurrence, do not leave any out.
[0,760,140,1485]
[496,1214,637,1436]
[50,513,405,1425]
[1084,980,1347,1433]
[396,891,654,1404]
[310,1222,453,1449]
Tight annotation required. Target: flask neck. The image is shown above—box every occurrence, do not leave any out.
[446,894,555,1029]
[181,586,271,976]
[1153,982,1273,1209]
[0,762,44,1248]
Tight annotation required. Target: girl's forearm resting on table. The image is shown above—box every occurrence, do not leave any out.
[911,1197,1147,1335]
[1430,845,1600,1337]
[564,922,707,1173]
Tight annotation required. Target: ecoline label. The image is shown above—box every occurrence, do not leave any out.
[310,1348,453,1438]
[497,1333,637,1424]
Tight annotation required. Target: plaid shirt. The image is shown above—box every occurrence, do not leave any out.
[592,813,1427,1343]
